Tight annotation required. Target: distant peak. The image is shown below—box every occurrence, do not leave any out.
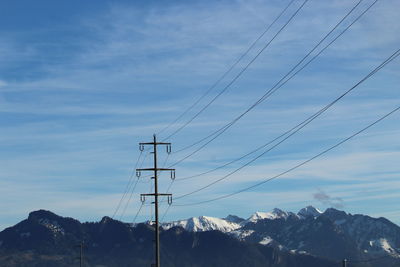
[247,212,270,222]
[272,208,286,215]
[28,210,59,221]
[100,216,113,224]
[247,209,294,222]
[324,207,341,213]
[224,215,245,224]
[323,208,347,218]
[297,206,322,218]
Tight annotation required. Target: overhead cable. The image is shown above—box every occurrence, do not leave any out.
[174,103,400,206]
[119,151,150,220]
[161,0,309,141]
[111,150,143,219]
[157,0,296,137]
[168,0,375,168]
[173,47,400,200]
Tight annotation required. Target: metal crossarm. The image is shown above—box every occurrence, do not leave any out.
[141,193,172,197]
[140,142,171,145]
[136,168,175,172]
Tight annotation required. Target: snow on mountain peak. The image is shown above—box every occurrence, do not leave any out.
[297,206,322,219]
[161,206,325,233]
[162,216,240,233]
[247,212,273,223]
[247,209,295,223]
[272,208,294,219]
[158,206,400,263]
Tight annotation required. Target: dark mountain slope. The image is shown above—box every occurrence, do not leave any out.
[0,210,337,267]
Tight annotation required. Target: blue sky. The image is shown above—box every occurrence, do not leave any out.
[0,0,399,230]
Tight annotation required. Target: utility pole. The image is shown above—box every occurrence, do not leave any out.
[342,259,347,267]
[76,241,84,267]
[136,134,174,267]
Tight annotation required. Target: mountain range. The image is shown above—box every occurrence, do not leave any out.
[0,206,399,267]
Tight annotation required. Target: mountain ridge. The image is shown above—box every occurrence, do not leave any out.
[160,206,400,264]
[1,206,399,267]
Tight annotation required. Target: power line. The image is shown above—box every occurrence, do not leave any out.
[162,0,377,213]
[158,153,175,222]
[119,151,150,220]
[129,146,173,224]
[168,0,375,168]
[172,23,397,181]
[173,47,400,200]
[161,203,172,222]
[132,202,144,224]
[131,182,154,225]
[149,193,153,224]
[161,0,309,141]
[119,178,141,221]
[176,2,367,157]
[111,150,143,219]
[173,103,400,206]
[170,0,371,155]
[158,177,175,219]
[157,0,296,137]
[137,150,155,182]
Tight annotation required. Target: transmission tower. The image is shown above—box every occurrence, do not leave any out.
[136,134,174,267]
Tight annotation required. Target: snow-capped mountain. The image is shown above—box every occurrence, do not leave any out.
[160,210,277,233]
[246,208,299,222]
[162,215,241,232]
[161,206,316,233]
[297,206,322,218]
[239,207,400,264]
[161,206,400,265]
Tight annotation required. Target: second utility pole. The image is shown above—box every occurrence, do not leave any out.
[75,241,84,267]
[137,134,174,267]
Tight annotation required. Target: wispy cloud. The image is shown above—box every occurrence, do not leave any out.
[0,0,399,230]
[313,188,344,208]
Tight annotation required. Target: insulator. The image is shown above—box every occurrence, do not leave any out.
[136,170,141,178]
[170,170,175,180]
[139,144,144,151]
[168,195,172,205]
[140,195,145,203]
[166,144,172,154]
